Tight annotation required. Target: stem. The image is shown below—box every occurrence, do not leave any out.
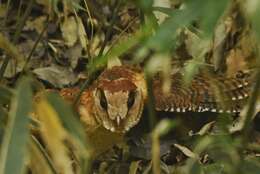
[31,136,59,174]
[22,16,49,72]
[144,70,156,131]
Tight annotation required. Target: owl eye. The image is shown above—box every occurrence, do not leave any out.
[99,89,108,110]
[127,90,136,108]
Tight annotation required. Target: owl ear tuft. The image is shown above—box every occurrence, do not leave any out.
[107,57,122,69]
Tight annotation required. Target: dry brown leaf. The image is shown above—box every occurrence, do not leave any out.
[193,121,215,136]
[33,65,78,88]
[174,143,198,159]
[0,33,25,78]
[76,16,88,50]
[61,16,78,47]
[25,16,47,34]
[226,49,248,76]
[129,160,142,174]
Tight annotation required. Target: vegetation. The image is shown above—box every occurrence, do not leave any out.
[0,0,259,173]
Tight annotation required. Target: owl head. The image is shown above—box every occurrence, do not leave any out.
[92,66,147,132]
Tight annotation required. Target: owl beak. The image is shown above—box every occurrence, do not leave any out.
[116,116,121,126]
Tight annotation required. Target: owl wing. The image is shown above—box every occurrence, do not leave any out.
[153,72,250,113]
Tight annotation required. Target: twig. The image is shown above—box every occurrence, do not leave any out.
[22,16,49,72]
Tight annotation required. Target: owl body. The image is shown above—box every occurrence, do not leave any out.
[59,66,252,133]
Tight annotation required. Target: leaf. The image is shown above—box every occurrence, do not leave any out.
[0,33,24,62]
[129,160,141,174]
[146,0,228,52]
[240,159,260,174]
[89,29,143,72]
[202,163,224,174]
[183,31,211,83]
[151,119,176,174]
[152,7,180,16]
[0,33,25,78]
[153,0,171,24]
[28,137,55,174]
[45,92,87,149]
[200,0,229,37]
[193,121,216,136]
[35,96,74,174]
[33,65,79,88]
[76,16,88,50]
[0,78,33,174]
[25,16,46,34]
[247,0,260,40]
[145,0,201,51]
[61,16,78,47]
[174,143,198,159]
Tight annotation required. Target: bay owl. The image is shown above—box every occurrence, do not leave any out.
[59,65,253,133]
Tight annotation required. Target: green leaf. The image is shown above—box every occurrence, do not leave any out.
[88,30,144,73]
[241,159,260,174]
[203,163,224,174]
[46,92,87,147]
[200,0,229,37]
[145,0,202,51]
[145,0,228,52]
[137,0,154,12]
[248,1,260,40]
[0,78,33,174]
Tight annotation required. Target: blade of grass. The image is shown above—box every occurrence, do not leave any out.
[34,96,74,174]
[151,119,176,174]
[0,78,32,174]
[22,15,49,72]
[144,70,156,130]
[30,135,58,174]
[46,92,88,148]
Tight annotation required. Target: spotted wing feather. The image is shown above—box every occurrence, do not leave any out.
[153,72,250,113]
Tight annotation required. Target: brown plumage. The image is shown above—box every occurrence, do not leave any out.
[57,66,252,133]
[153,72,250,113]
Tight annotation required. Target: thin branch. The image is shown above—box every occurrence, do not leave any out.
[22,16,49,72]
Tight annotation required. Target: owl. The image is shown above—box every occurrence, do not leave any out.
[59,65,252,133]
